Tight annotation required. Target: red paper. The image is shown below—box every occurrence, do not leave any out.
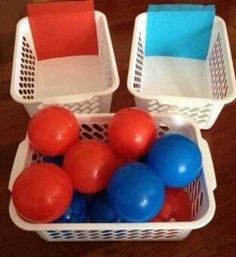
[27,1,98,60]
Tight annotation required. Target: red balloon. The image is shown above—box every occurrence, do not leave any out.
[152,216,165,222]
[108,108,157,159]
[113,151,133,167]
[12,163,73,223]
[28,106,79,156]
[151,188,192,222]
[151,198,172,222]
[63,139,119,193]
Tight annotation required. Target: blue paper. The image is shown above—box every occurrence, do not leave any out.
[145,4,215,59]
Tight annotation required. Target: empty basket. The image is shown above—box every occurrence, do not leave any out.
[9,113,216,241]
[11,11,119,116]
[127,13,236,129]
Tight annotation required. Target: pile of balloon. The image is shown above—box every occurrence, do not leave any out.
[12,106,202,223]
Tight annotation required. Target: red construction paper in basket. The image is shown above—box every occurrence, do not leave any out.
[27,0,98,60]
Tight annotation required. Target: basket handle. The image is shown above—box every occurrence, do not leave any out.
[8,140,29,192]
[200,139,217,191]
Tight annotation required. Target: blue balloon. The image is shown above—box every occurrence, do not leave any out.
[89,190,118,223]
[108,162,165,222]
[56,191,87,223]
[147,133,202,187]
[42,155,64,166]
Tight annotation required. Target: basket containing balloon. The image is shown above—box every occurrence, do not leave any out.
[9,107,216,241]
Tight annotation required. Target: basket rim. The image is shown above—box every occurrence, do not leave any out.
[127,13,236,105]
[10,11,120,105]
[8,112,216,232]
[9,195,215,231]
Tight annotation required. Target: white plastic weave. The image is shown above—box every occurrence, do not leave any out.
[127,14,236,129]
[9,113,216,241]
[10,11,119,116]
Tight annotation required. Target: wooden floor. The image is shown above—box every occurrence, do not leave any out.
[1,0,236,256]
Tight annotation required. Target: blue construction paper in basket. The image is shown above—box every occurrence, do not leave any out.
[145,4,215,59]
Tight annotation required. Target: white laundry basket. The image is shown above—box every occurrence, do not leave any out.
[10,11,119,116]
[127,13,236,129]
[9,113,216,241]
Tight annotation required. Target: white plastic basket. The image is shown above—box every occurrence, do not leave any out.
[127,13,236,129]
[10,11,119,116]
[9,113,216,241]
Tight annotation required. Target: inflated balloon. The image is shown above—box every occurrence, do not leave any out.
[148,134,202,187]
[12,163,73,223]
[88,190,118,223]
[151,188,192,222]
[56,191,87,223]
[28,106,79,156]
[42,155,64,166]
[63,139,119,193]
[151,198,172,222]
[108,108,157,160]
[108,162,165,222]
